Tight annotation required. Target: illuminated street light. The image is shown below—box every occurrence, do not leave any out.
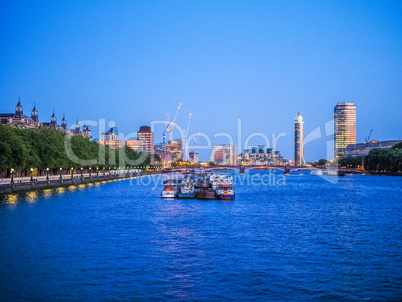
[11,168,15,184]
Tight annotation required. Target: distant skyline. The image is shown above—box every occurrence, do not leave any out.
[1,1,401,161]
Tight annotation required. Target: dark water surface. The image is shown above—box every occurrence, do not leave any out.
[0,172,401,301]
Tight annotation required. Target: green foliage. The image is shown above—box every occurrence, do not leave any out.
[312,159,327,166]
[391,142,402,149]
[364,146,402,172]
[339,156,363,168]
[0,124,153,171]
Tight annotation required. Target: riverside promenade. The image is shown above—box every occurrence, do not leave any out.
[0,170,160,194]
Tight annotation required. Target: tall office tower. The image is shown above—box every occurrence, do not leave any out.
[334,102,356,159]
[294,112,304,166]
[137,125,154,154]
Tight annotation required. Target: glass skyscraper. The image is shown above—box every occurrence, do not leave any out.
[334,102,356,159]
[294,112,304,166]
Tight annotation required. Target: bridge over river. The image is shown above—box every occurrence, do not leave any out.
[203,165,311,173]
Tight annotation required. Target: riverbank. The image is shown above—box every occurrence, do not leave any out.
[0,171,161,194]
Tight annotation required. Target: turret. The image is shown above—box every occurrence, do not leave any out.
[74,119,80,134]
[50,110,57,127]
[31,103,39,122]
[82,124,91,138]
[61,114,67,129]
[14,98,23,118]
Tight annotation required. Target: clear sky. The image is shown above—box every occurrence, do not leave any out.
[1,0,401,161]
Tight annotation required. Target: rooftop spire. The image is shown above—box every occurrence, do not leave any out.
[17,97,21,107]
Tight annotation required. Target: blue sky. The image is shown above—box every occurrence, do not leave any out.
[1,0,401,161]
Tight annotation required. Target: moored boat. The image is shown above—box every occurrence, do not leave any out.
[195,187,216,200]
[327,169,345,177]
[178,178,196,198]
[215,184,235,200]
[310,169,324,175]
[161,184,178,198]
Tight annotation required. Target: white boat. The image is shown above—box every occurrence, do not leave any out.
[178,178,196,198]
[310,169,324,175]
[215,184,235,200]
[161,184,178,198]
[211,174,233,189]
[327,169,345,177]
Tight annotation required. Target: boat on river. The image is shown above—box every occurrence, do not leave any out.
[195,187,216,200]
[178,177,196,198]
[327,169,345,177]
[161,184,178,198]
[215,184,235,200]
[210,174,234,189]
[310,169,324,175]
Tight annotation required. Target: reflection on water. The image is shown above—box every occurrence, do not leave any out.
[78,184,86,190]
[4,194,18,209]
[56,187,65,195]
[42,189,53,198]
[26,191,39,204]
[0,177,127,208]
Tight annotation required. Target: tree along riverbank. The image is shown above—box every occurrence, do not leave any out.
[0,124,155,178]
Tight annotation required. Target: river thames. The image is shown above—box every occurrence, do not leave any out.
[0,171,401,301]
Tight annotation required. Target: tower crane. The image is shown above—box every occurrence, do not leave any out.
[167,103,182,142]
[162,103,182,144]
[184,113,192,161]
[193,131,201,153]
[364,128,373,144]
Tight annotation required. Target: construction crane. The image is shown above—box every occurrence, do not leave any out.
[162,103,182,144]
[193,131,201,153]
[184,113,192,161]
[364,128,373,144]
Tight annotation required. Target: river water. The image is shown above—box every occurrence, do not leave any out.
[0,171,401,301]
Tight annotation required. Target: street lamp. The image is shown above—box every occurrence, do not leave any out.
[10,168,14,184]
[96,167,99,177]
[80,167,83,178]
[60,167,63,179]
[46,168,49,181]
[71,168,74,179]
[30,168,34,182]
[89,167,92,178]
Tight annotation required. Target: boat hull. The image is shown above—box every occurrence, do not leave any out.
[161,191,177,198]
[178,194,195,199]
[196,188,216,200]
[219,194,235,200]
